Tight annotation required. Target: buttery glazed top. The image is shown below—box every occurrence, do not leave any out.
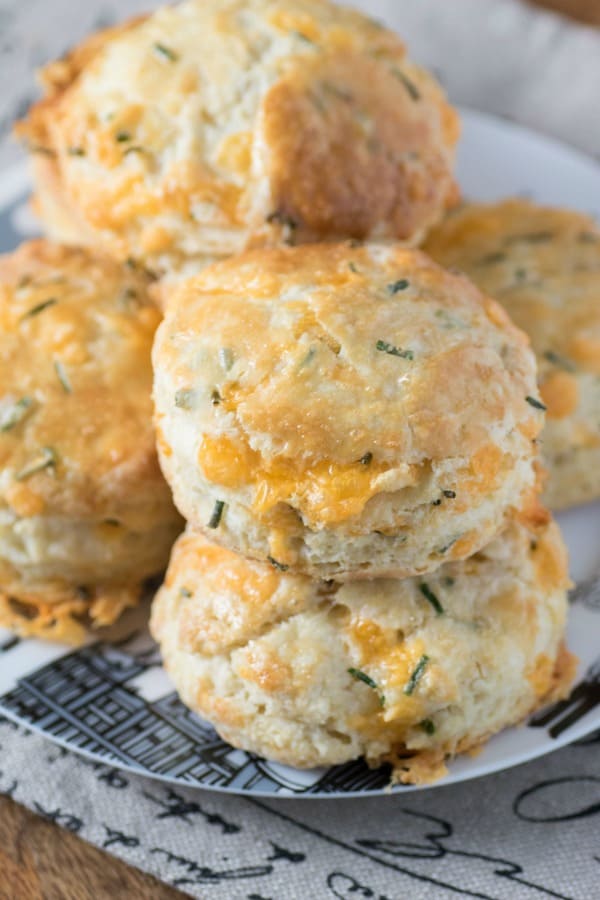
[0,240,165,522]
[18,0,459,267]
[155,242,542,519]
[424,200,600,418]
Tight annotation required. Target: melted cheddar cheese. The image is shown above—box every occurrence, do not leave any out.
[198,433,416,525]
[540,371,579,420]
[348,617,429,725]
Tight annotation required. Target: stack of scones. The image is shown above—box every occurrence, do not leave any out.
[4,0,594,781]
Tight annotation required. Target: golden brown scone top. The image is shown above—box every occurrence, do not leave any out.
[155,242,542,472]
[18,0,459,270]
[424,200,600,509]
[424,199,600,381]
[0,240,163,522]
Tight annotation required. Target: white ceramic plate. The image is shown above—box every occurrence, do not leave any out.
[0,108,599,798]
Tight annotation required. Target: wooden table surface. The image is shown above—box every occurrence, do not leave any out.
[532,0,600,24]
[1,2,597,899]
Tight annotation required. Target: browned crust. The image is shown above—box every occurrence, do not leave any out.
[261,51,459,242]
[382,641,578,786]
[15,5,459,265]
[0,581,141,645]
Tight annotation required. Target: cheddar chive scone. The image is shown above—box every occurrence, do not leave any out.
[424,199,600,510]
[0,240,182,643]
[150,513,575,783]
[17,0,459,276]
[153,242,543,580]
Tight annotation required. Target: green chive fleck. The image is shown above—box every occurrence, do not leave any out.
[207,499,225,529]
[54,360,72,394]
[391,68,420,101]
[348,667,376,689]
[115,131,132,143]
[419,583,444,616]
[154,42,178,62]
[266,210,298,230]
[298,347,316,370]
[119,287,139,307]
[544,350,575,372]
[322,82,353,103]
[404,655,430,695]
[526,395,547,411]
[180,586,192,598]
[16,446,57,481]
[267,556,289,572]
[175,388,196,410]
[438,537,458,554]
[348,668,385,707]
[22,298,57,319]
[310,92,327,114]
[359,451,373,466]
[348,262,359,273]
[387,279,410,294]
[443,576,455,588]
[434,309,465,330]
[506,231,553,245]
[420,718,436,735]
[376,340,414,360]
[0,397,33,432]
[29,145,56,157]
[219,347,234,371]
[211,389,221,406]
[478,251,506,265]
[67,147,85,157]
[291,30,314,44]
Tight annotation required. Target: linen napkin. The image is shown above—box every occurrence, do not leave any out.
[1,716,599,899]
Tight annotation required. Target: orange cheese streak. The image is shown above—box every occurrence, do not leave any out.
[567,336,600,375]
[198,434,396,525]
[349,618,429,728]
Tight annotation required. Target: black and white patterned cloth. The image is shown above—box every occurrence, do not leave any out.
[0,1,599,897]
